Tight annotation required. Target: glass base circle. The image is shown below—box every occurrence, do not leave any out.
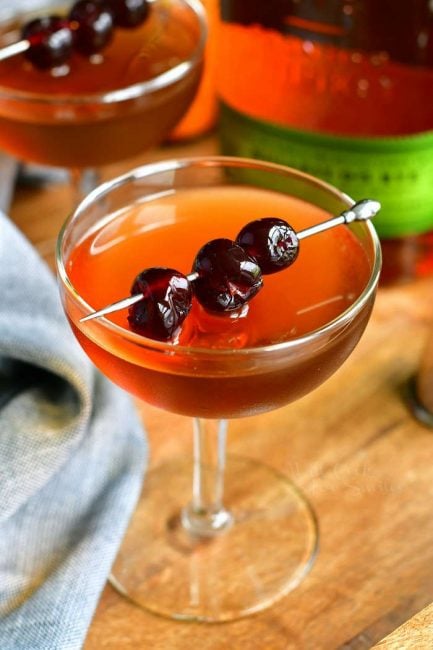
[110,456,318,622]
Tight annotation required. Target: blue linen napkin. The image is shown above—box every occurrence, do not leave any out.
[0,196,147,645]
[0,0,60,22]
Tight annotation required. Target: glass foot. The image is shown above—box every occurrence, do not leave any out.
[110,456,318,622]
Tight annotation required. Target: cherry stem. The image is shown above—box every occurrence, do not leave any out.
[79,198,380,324]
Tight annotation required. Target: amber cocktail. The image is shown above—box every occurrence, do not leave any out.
[0,1,205,193]
[57,157,381,621]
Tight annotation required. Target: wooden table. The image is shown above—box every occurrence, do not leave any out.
[372,602,433,649]
[10,134,433,649]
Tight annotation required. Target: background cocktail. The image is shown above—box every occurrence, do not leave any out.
[57,157,381,621]
[0,1,205,193]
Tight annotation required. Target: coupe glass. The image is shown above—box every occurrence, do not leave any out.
[0,0,205,201]
[56,157,381,622]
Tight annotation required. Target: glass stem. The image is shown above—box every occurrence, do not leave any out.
[182,418,233,537]
[70,168,101,205]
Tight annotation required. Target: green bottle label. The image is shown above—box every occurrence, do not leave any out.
[219,102,433,238]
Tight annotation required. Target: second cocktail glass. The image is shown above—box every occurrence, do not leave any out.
[0,0,205,200]
[56,157,381,621]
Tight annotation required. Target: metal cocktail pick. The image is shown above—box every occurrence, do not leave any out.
[0,40,30,62]
[79,198,381,324]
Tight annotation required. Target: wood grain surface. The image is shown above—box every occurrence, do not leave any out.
[10,135,433,649]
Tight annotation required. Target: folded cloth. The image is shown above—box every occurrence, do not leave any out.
[0,0,60,22]
[0,210,147,647]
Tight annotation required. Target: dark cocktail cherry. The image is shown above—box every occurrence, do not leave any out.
[127,267,193,341]
[128,221,296,338]
[20,0,151,70]
[236,217,299,275]
[107,0,151,28]
[68,0,115,56]
[192,238,263,313]
[22,16,74,70]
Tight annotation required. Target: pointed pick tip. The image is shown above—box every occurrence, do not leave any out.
[78,293,144,323]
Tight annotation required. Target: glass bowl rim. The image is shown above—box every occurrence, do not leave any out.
[0,0,206,106]
[56,155,382,359]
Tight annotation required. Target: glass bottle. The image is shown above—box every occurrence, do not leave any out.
[217,0,433,284]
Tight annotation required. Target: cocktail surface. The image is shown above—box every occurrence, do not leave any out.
[68,185,371,349]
